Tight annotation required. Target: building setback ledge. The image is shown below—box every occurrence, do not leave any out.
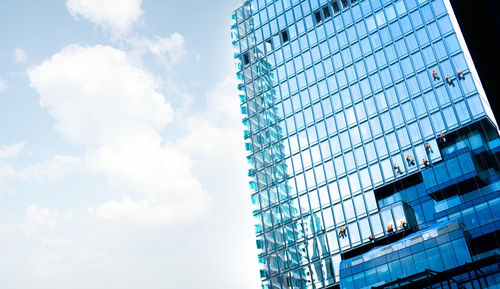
[372,254,500,289]
[340,227,416,261]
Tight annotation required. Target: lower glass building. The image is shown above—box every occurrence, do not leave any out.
[231,0,500,288]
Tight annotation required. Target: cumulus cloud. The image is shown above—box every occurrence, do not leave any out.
[26,205,65,231]
[0,153,81,184]
[0,77,7,93]
[176,77,242,161]
[34,237,106,277]
[88,133,211,224]
[91,196,208,225]
[29,45,173,146]
[1,2,259,287]
[144,33,186,65]
[175,75,246,201]
[20,155,82,182]
[66,0,143,36]
[28,44,211,224]
[173,77,259,289]
[204,76,241,128]
[127,33,187,70]
[14,48,27,63]
[0,142,80,184]
[0,142,25,160]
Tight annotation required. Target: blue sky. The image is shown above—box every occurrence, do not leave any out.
[0,1,260,288]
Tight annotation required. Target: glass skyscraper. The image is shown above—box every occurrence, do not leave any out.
[231,0,500,288]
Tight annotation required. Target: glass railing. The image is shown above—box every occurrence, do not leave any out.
[421,150,477,193]
[378,201,416,235]
[339,221,472,289]
[338,201,417,256]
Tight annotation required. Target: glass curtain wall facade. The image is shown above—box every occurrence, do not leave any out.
[231,0,500,288]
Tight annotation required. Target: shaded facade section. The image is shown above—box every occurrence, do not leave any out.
[449,0,500,118]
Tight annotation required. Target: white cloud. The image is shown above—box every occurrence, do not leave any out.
[0,142,25,160]
[88,133,211,224]
[174,77,260,289]
[14,48,27,63]
[0,143,81,185]
[26,205,64,231]
[34,237,106,277]
[29,45,173,146]
[127,33,187,70]
[144,33,186,65]
[66,0,143,36]
[204,76,241,128]
[92,196,206,225]
[20,155,82,182]
[0,153,81,185]
[1,2,260,288]
[0,77,7,93]
[0,71,257,289]
[28,44,211,224]
[176,76,242,161]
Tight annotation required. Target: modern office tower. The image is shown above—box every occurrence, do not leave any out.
[231,0,500,288]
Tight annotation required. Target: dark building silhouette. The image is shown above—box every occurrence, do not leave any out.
[450,0,500,118]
